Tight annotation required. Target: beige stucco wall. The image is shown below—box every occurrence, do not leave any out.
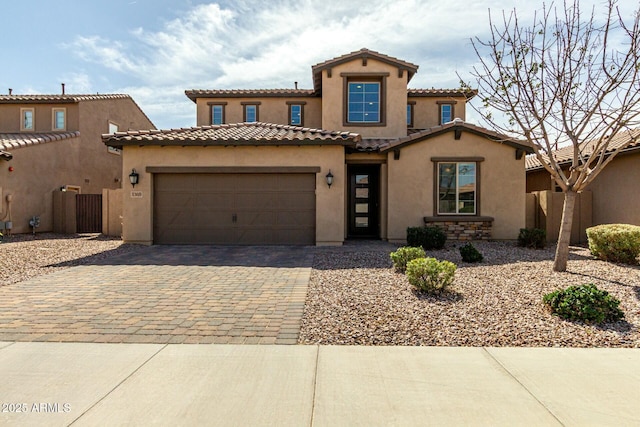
[195,97,322,128]
[526,151,640,227]
[0,137,83,233]
[0,98,155,234]
[386,132,526,241]
[121,145,345,245]
[410,97,467,129]
[320,58,408,138]
[0,103,80,132]
[585,152,640,226]
[526,169,554,192]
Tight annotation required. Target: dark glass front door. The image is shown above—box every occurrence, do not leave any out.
[348,165,380,238]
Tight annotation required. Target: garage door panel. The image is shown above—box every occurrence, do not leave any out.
[155,192,196,210]
[190,210,234,227]
[197,174,235,188]
[154,173,316,245]
[277,210,315,227]
[235,193,279,210]
[236,174,279,191]
[155,210,200,228]
[195,193,235,209]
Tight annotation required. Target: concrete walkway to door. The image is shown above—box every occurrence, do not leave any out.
[0,246,312,344]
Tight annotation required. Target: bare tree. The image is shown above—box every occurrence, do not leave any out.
[462,0,640,271]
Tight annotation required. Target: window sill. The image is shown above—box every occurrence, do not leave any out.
[424,216,494,223]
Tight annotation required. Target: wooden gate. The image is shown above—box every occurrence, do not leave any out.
[76,194,102,233]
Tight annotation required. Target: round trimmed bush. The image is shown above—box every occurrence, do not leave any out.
[390,246,426,273]
[586,224,640,265]
[406,257,456,294]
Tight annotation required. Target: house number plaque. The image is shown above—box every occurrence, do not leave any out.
[130,191,143,198]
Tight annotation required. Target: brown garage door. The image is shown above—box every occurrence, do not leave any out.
[154,173,316,245]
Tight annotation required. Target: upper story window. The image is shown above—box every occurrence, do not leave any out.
[242,102,260,123]
[209,102,226,125]
[287,101,305,126]
[20,108,34,131]
[53,108,66,131]
[108,122,119,134]
[348,82,380,123]
[438,102,455,125]
[438,162,476,215]
[407,102,415,127]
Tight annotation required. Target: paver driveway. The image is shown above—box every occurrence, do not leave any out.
[0,246,313,344]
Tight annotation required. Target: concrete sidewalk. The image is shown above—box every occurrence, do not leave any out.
[1,343,638,426]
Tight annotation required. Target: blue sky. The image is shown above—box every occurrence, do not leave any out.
[0,0,629,130]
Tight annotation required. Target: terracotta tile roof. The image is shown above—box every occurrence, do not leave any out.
[0,131,81,151]
[525,128,640,170]
[103,122,361,149]
[373,119,532,153]
[312,48,419,92]
[0,94,133,104]
[408,88,478,99]
[185,89,317,103]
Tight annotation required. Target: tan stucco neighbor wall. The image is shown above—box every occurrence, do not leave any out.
[386,132,526,242]
[121,145,345,245]
[585,152,640,226]
[526,151,640,227]
[195,97,322,128]
[321,58,408,139]
[0,98,154,234]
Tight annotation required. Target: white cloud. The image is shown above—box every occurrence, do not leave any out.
[63,0,633,129]
[59,72,93,93]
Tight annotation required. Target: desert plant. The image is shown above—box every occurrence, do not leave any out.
[406,257,456,294]
[406,226,446,250]
[459,242,483,263]
[586,224,640,265]
[390,246,426,273]
[517,228,546,249]
[543,284,624,324]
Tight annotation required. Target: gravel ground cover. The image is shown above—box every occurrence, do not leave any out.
[299,242,640,347]
[2,234,638,347]
[0,233,145,287]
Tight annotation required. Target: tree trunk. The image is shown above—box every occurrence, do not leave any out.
[553,190,577,272]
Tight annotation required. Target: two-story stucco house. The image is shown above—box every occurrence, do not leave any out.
[104,48,532,246]
[0,92,155,234]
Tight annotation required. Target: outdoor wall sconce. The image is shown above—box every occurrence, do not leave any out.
[129,169,140,188]
[325,170,334,188]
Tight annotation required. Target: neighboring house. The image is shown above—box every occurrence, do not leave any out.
[104,48,532,246]
[0,92,155,234]
[526,128,640,227]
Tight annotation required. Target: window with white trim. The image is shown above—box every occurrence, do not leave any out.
[21,108,34,131]
[53,108,66,130]
[438,162,476,214]
[243,104,258,122]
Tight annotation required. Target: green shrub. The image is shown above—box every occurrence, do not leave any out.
[543,284,624,324]
[517,228,546,249]
[586,224,640,265]
[390,246,426,273]
[406,226,447,250]
[406,257,456,294]
[459,242,483,263]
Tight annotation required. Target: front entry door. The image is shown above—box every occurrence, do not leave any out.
[348,165,380,238]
